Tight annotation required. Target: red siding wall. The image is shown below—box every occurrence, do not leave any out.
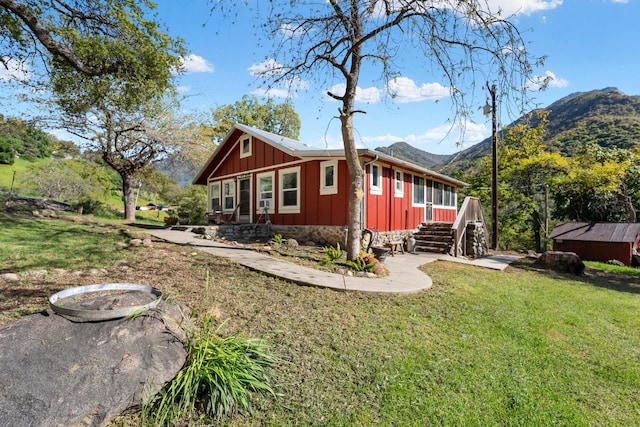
[364,163,459,231]
[213,136,297,177]
[554,241,633,266]
[265,160,349,226]
[433,207,457,222]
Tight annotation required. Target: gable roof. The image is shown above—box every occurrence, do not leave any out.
[550,222,640,243]
[193,123,467,187]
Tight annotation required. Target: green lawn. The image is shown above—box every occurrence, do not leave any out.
[0,212,132,273]
[1,214,639,426]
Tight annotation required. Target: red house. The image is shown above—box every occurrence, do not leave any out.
[193,124,467,245]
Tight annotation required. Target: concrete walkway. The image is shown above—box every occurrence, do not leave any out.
[147,229,520,294]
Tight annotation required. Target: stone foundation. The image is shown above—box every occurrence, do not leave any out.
[203,224,415,248]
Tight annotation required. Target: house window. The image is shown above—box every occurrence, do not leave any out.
[223,179,235,210]
[240,136,251,158]
[413,175,425,206]
[434,182,444,205]
[210,182,221,212]
[443,184,456,207]
[279,166,300,213]
[320,160,338,195]
[370,164,382,195]
[394,170,404,197]
[257,172,274,213]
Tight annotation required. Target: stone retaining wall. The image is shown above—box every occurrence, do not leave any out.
[203,224,416,248]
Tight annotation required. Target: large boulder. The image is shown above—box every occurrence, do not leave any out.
[535,251,585,275]
[0,298,187,427]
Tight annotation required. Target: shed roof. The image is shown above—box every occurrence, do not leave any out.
[550,222,640,243]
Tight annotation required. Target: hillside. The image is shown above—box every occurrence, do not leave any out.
[372,88,640,175]
[374,141,453,169]
[439,88,640,174]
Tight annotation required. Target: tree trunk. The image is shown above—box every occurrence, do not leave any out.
[122,173,137,222]
[340,112,364,261]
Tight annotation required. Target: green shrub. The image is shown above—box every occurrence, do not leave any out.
[323,243,344,264]
[176,185,207,225]
[144,314,278,425]
[272,233,284,244]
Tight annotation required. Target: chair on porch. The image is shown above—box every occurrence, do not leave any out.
[219,203,241,224]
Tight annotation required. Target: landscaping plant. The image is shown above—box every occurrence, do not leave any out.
[143,313,278,425]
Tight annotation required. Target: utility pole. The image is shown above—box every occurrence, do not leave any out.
[486,83,499,250]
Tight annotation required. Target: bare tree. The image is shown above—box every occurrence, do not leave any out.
[61,97,187,221]
[255,0,544,260]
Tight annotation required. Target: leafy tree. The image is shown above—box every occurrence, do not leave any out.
[41,0,186,222]
[252,0,543,260]
[21,159,112,213]
[553,143,638,223]
[464,113,568,251]
[0,136,15,164]
[211,95,301,143]
[177,185,207,225]
[136,166,182,206]
[58,97,188,221]
[0,114,52,161]
[1,0,183,90]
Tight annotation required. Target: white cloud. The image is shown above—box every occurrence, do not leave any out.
[610,0,628,3]
[360,121,487,151]
[181,54,214,74]
[176,85,190,94]
[248,58,285,77]
[326,83,382,104]
[485,0,563,16]
[386,77,449,103]
[528,70,569,90]
[251,76,309,99]
[0,57,31,82]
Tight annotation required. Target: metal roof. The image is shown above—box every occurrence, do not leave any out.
[550,222,640,243]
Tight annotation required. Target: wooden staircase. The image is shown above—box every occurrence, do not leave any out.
[414,222,454,254]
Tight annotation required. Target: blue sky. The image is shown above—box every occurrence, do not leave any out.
[156,0,638,154]
[2,0,637,155]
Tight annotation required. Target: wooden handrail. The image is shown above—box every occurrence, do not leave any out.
[451,197,489,257]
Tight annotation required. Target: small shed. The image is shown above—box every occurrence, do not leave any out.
[550,222,640,266]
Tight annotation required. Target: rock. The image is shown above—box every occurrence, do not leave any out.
[0,298,187,427]
[535,251,585,275]
[285,238,299,248]
[142,238,153,246]
[129,238,143,246]
[192,227,206,235]
[607,259,625,266]
[0,273,20,282]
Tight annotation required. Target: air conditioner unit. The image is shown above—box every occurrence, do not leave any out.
[259,199,271,208]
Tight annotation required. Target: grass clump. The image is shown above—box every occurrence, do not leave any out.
[144,314,278,425]
[322,242,344,264]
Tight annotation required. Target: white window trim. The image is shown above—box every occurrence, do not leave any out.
[320,160,338,195]
[222,179,236,211]
[370,164,382,195]
[278,166,301,214]
[394,170,404,198]
[412,175,426,207]
[256,171,275,214]
[240,136,252,159]
[210,181,221,212]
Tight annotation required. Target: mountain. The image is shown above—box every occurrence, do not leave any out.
[439,88,640,174]
[374,141,453,169]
